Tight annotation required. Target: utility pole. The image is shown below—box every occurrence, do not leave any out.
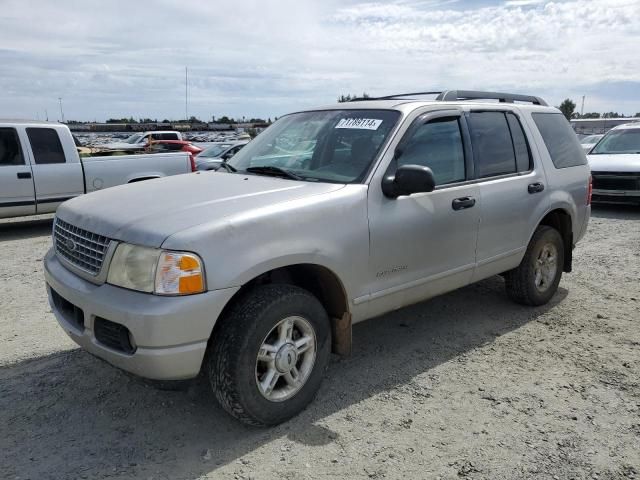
[58,97,65,123]
[185,67,188,121]
[45,109,49,121]
[581,95,585,116]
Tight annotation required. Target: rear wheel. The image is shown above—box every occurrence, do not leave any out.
[505,225,564,306]
[208,284,331,426]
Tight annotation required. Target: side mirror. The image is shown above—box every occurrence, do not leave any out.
[381,164,436,198]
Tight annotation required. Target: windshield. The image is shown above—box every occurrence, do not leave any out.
[200,144,233,158]
[591,129,640,154]
[227,109,401,183]
[124,133,144,144]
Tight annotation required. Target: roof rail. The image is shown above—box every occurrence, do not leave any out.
[351,90,547,106]
[354,91,443,101]
[436,90,547,106]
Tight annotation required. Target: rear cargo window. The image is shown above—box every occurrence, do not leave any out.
[532,113,586,168]
[26,128,66,164]
[0,128,25,166]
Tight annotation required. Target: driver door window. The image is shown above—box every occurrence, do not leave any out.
[396,117,466,186]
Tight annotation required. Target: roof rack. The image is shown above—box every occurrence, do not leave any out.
[352,90,547,106]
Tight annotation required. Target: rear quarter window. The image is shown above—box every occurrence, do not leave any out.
[532,113,586,168]
[0,128,25,166]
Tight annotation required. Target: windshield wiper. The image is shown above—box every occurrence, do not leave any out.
[217,161,237,173]
[245,165,303,180]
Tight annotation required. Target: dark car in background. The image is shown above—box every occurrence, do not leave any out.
[195,140,249,170]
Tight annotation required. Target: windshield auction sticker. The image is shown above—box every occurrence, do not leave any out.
[335,118,383,130]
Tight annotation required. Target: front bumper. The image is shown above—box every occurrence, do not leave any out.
[592,171,640,204]
[44,248,240,380]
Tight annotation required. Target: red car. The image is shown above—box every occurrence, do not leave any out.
[146,140,203,172]
[146,139,204,156]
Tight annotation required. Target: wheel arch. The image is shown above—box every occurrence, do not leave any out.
[535,208,573,272]
[127,175,162,183]
[211,263,352,356]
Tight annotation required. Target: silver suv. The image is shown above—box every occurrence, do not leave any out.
[44,90,591,426]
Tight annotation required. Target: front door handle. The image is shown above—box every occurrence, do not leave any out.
[452,196,476,211]
[17,171,32,179]
[528,182,545,194]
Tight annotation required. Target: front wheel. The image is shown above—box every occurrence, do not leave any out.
[208,284,331,426]
[505,225,564,306]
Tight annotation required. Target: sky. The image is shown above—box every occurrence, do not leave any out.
[1,0,639,122]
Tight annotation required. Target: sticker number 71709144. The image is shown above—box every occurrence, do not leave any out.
[335,118,383,130]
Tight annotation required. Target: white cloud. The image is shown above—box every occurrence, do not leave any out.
[504,0,545,6]
[0,0,639,120]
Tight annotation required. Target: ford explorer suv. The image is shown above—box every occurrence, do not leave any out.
[44,90,591,426]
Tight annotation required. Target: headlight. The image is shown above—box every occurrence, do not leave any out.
[154,251,205,295]
[107,244,160,293]
[107,244,205,295]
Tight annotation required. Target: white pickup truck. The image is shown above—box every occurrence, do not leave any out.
[0,120,195,219]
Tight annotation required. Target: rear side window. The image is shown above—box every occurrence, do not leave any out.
[26,128,66,164]
[162,142,183,151]
[468,111,517,178]
[532,113,586,168]
[0,128,25,166]
[159,133,179,140]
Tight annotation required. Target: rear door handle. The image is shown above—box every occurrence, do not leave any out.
[452,196,476,211]
[528,182,545,194]
[17,171,32,179]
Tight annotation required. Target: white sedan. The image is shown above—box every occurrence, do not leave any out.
[587,124,640,205]
[579,134,603,154]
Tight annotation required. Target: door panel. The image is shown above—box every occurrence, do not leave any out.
[365,110,480,318]
[368,184,480,298]
[0,127,35,218]
[473,171,548,281]
[468,109,550,281]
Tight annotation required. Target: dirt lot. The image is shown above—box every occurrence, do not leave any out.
[1,207,639,480]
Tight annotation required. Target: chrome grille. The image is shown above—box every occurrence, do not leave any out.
[591,171,640,192]
[54,218,112,275]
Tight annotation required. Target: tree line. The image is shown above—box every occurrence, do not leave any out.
[557,99,640,121]
[102,116,271,124]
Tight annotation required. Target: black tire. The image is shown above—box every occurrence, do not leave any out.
[505,225,564,306]
[208,284,331,426]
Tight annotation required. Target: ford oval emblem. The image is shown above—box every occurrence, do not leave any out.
[65,238,77,251]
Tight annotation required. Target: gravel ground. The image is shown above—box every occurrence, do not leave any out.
[1,207,639,480]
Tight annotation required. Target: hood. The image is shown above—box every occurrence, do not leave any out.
[587,154,640,173]
[56,172,345,247]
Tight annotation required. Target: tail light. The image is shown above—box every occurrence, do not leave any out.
[189,153,196,172]
[587,175,592,205]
